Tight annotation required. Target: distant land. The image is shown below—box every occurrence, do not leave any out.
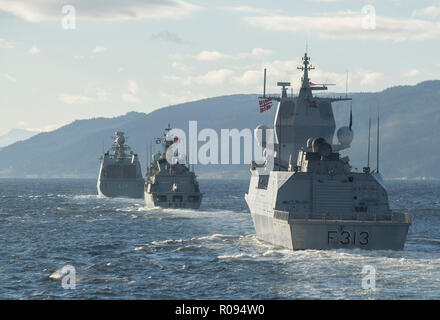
[0,80,439,179]
[0,128,38,148]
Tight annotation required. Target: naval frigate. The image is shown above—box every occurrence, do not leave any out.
[144,125,203,209]
[245,53,411,250]
[97,131,144,198]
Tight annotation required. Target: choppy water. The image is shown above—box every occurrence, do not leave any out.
[0,178,439,299]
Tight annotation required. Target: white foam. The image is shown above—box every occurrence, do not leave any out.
[49,268,65,280]
[73,194,98,200]
[218,253,260,260]
[191,233,239,242]
[151,239,184,246]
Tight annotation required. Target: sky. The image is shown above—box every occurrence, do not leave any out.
[1,0,439,135]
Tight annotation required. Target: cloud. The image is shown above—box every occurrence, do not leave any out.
[197,51,232,61]
[194,69,234,85]
[4,73,17,82]
[229,57,384,92]
[244,13,440,41]
[356,70,383,85]
[122,94,140,103]
[232,70,261,86]
[59,88,111,105]
[73,46,106,60]
[403,69,421,77]
[29,45,40,55]
[59,94,93,105]
[171,61,189,71]
[222,6,269,15]
[151,31,187,44]
[127,80,138,95]
[0,38,14,49]
[0,0,201,22]
[412,6,440,19]
[167,69,235,86]
[194,48,272,61]
[92,46,107,53]
[122,80,141,103]
[26,123,66,132]
[307,0,345,2]
[251,48,272,57]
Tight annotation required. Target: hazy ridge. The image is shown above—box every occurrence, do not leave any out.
[0,80,439,179]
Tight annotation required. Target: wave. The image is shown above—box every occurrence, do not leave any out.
[176,245,202,252]
[72,194,99,200]
[159,207,242,216]
[410,237,440,244]
[151,239,184,246]
[190,233,241,242]
[148,233,242,248]
[218,253,260,260]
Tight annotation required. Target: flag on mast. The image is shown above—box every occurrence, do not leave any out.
[259,97,273,112]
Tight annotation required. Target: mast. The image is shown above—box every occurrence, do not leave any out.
[150,139,153,168]
[349,102,353,130]
[263,68,266,98]
[367,107,371,168]
[376,107,380,173]
[146,141,149,169]
[297,53,315,90]
[276,81,291,171]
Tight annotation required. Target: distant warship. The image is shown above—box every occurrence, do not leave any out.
[97,131,144,198]
[144,125,202,209]
[245,53,411,250]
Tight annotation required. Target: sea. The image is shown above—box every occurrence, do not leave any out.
[0,178,439,299]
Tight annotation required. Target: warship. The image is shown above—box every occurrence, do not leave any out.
[144,125,203,209]
[245,53,411,250]
[97,131,144,198]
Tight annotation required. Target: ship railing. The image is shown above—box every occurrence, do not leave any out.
[283,210,409,223]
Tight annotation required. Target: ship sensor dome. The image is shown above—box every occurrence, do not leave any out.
[337,126,354,146]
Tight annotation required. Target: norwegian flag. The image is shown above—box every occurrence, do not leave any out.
[259,97,273,112]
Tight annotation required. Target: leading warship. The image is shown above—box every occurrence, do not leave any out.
[97,131,144,198]
[245,53,411,250]
[144,125,203,209]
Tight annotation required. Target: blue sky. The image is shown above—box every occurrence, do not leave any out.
[1,0,439,135]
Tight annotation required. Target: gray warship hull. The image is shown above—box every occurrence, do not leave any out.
[97,177,144,199]
[144,191,202,209]
[144,125,203,210]
[245,171,411,251]
[97,131,144,199]
[250,211,410,250]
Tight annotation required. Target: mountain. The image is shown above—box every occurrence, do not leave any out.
[0,128,38,148]
[0,80,439,179]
